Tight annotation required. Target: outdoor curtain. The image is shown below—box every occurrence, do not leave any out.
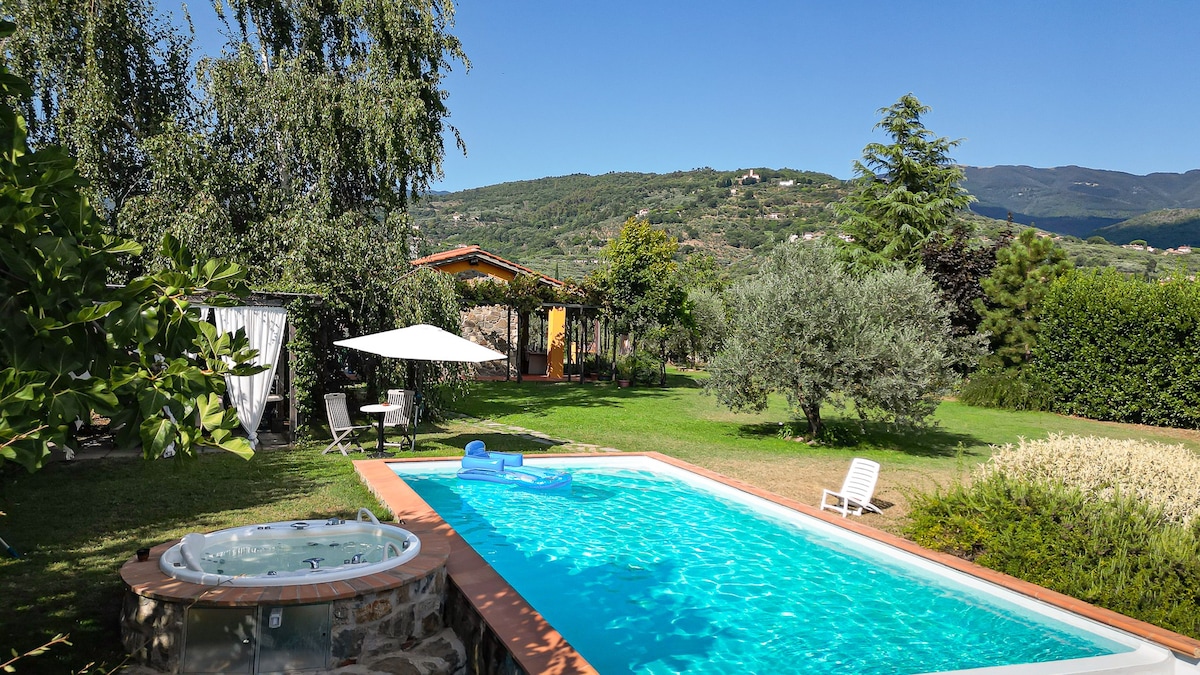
[212,306,289,449]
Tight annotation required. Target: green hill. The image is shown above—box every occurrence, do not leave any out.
[412,167,1200,281]
[411,168,848,279]
[963,165,1200,243]
[1092,209,1200,248]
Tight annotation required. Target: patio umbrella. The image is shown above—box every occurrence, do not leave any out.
[333,324,506,452]
[333,324,506,362]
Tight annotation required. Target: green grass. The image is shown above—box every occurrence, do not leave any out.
[2,370,1196,671]
[448,372,1200,471]
[0,449,384,673]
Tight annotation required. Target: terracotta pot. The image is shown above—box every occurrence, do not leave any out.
[618,379,631,388]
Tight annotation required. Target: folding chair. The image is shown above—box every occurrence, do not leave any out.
[322,393,370,455]
[382,389,417,450]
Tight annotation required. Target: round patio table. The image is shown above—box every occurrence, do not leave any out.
[359,403,393,456]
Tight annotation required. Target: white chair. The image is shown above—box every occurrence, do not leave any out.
[382,389,416,450]
[322,393,370,455]
[819,458,882,517]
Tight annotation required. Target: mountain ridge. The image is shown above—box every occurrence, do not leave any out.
[411,165,1200,278]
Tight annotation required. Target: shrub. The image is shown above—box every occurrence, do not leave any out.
[1033,269,1200,428]
[957,367,1050,411]
[907,475,1200,639]
[981,435,1200,527]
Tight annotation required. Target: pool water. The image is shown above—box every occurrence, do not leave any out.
[394,459,1134,674]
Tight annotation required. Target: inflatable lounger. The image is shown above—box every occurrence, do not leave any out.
[457,441,571,490]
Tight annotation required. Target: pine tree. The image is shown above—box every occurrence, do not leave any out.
[975,229,1072,368]
[837,94,975,270]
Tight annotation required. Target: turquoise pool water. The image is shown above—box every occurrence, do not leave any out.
[393,458,1135,674]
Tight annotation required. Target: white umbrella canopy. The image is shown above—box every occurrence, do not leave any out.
[333,324,506,363]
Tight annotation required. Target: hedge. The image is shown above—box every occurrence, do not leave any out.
[1033,269,1200,428]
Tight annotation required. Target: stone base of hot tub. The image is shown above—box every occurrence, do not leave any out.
[120,533,464,674]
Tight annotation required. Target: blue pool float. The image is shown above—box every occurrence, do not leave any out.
[457,440,571,489]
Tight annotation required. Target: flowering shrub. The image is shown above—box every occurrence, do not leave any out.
[979,434,1200,526]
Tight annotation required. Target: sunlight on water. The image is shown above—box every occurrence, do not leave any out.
[394,463,1131,674]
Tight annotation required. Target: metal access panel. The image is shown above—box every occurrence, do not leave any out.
[254,604,331,674]
[182,607,256,674]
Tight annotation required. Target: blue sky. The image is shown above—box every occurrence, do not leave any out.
[175,0,1200,192]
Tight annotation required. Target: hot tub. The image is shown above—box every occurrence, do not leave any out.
[158,508,420,587]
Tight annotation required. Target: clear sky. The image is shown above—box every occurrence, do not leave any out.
[174,0,1200,192]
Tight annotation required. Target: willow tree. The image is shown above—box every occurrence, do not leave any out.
[0,0,193,227]
[120,0,466,278]
[116,0,469,419]
[837,94,975,270]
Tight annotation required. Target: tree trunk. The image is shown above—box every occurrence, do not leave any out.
[801,400,823,439]
[515,310,528,383]
[658,341,667,387]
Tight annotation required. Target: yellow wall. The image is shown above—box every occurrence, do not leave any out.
[426,256,570,379]
[547,306,566,379]
[435,259,516,282]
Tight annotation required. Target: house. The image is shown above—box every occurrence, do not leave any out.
[779,179,795,187]
[411,246,576,379]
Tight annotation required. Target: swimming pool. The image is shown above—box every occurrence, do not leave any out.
[389,455,1181,674]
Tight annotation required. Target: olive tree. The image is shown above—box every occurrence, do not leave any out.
[707,242,968,439]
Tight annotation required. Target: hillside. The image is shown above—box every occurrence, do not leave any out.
[412,167,1200,280]
[1092,209,1200,248]
[963,165,1200,242]
[410,168,848,279]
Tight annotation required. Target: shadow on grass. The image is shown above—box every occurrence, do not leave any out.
[414,428,572,455]
[736,418,987,458]
[455,378,675,419]
[0,448,377,673]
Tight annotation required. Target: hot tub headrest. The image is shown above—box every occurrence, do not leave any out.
[465,440,487,457]
[181,533,206,572]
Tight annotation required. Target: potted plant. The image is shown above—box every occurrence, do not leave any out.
[616,356,633,388]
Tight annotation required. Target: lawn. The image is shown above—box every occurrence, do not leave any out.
[445,372,1200,528]
[1,370,1196,672]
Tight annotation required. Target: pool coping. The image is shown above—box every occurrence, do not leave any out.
[358,450,1200,671]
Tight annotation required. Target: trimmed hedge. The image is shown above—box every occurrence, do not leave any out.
[907,475,1200,639]
[1033,269,1200,428]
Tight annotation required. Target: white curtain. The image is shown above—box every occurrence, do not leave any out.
[213,306,289,449]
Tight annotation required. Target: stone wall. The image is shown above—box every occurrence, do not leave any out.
[120,568,466,674]
[444,577,527,675]
[460,305,515,378]
[330,567,464,673]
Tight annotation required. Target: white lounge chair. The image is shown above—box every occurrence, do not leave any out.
[322,393,370,455]
[382,389,416,450]
[819,458,882,517]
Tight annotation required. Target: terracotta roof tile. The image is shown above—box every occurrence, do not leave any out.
[410,246,564,287]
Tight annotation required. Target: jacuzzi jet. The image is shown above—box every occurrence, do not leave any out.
[302,557,324,569]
